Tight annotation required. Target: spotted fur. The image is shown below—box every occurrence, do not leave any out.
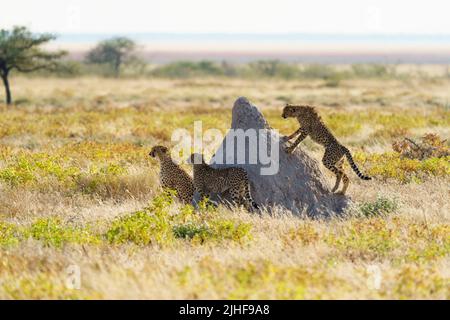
[189,153,259,212]
[149,146,194,203]
[282,104,371,195]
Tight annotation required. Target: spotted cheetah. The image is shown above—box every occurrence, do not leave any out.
[149,145,194,203]
[282,104,371,195]
[189,153,259,212]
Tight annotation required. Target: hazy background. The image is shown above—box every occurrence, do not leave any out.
[4,0,450,63]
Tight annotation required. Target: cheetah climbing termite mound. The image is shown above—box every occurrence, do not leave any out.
[209,97,350,218]
[282,104,372,195]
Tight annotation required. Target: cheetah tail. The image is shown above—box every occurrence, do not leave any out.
[343,148,372,180]
[244,184,260,211]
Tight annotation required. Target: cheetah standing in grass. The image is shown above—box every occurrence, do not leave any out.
[189,153,259,212]
[282,104,371,195]
[149,145,194,203]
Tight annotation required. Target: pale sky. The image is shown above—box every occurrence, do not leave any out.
[3,0,450,35]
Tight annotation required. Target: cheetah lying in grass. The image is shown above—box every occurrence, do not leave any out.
[149,145,194,204]
[282,104,371,195]
[189,153,259,212]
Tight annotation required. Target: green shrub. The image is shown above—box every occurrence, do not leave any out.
[106,190,175,246]
[106,189,251,246]
[173,219,252,244]
[76,163,128,196]
[299,64,338,79]
[324,74,343,87]
[210,219,252,243]
[355,152,450,182]
[351,64,394,78]
[151,61,224,78]
[106,209,173,246]
[328,218,399,258]
[0,222,21,246]
[29,218,100,247]
[359,197,399,217]
[0,153,80,187]
[173,223,211,240]
[246,60,299,79]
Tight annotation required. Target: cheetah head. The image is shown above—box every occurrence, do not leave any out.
[149,145,169,158]
[282,104,300,119]
[282,104,317,120]
[188,153,205,165]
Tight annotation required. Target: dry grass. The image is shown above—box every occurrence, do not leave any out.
[0,71,449,299]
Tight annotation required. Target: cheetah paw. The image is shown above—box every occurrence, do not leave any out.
[285,146,295,154]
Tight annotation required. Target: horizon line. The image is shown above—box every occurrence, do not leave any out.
[53,32,450,37]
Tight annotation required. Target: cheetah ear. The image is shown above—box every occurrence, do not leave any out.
[160,146,169,153]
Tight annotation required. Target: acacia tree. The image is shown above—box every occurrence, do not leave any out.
[0,26,66,105]
[85,37,136,77]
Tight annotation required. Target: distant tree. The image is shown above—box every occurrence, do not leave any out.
[0,26,66,105]
[85,37,136,77]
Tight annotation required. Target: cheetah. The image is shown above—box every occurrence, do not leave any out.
[189,153,259,212]
[282,104,371,195]
[149,145,194,203]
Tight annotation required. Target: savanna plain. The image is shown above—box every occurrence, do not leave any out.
[0,65,449,299]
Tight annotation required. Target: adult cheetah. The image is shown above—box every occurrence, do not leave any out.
[282,104,371,195]
[189,153,259,212]
[149,145,194,203]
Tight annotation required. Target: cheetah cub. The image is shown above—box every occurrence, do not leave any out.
[189,153,259,212]
[282,104,371,195]
[149,145,194,204]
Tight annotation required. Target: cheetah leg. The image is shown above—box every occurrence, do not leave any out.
[239,182,259,212]
[197,188,207,201]
[284,127,301,141]
[285,131,307,154]
[333,156,350,195]
[229,188,243,208]
[331,158,344,193]
[333,152,350,195]
[325,165,343,194]
[322,148,346,195]
[337,172,349,195]
[181,191,194,204]
[195,188,214,207]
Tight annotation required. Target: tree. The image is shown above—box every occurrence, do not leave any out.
[0,26,66,105]
[85,37,136,77]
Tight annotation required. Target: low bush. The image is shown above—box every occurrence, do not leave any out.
[29,218,100,247]
[359,197,399,217]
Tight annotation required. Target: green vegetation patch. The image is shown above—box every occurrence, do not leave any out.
[355,152,450,182]
[177,259,348,299]
[327,218,400,259]
[29,218,100,247]
[173,219,252,244]
[106,209,174,246]
[0,152,80,187]
[0,222,21,246]
[1,273,100,300]
[359,196,399,217]
[106,191,252,246]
